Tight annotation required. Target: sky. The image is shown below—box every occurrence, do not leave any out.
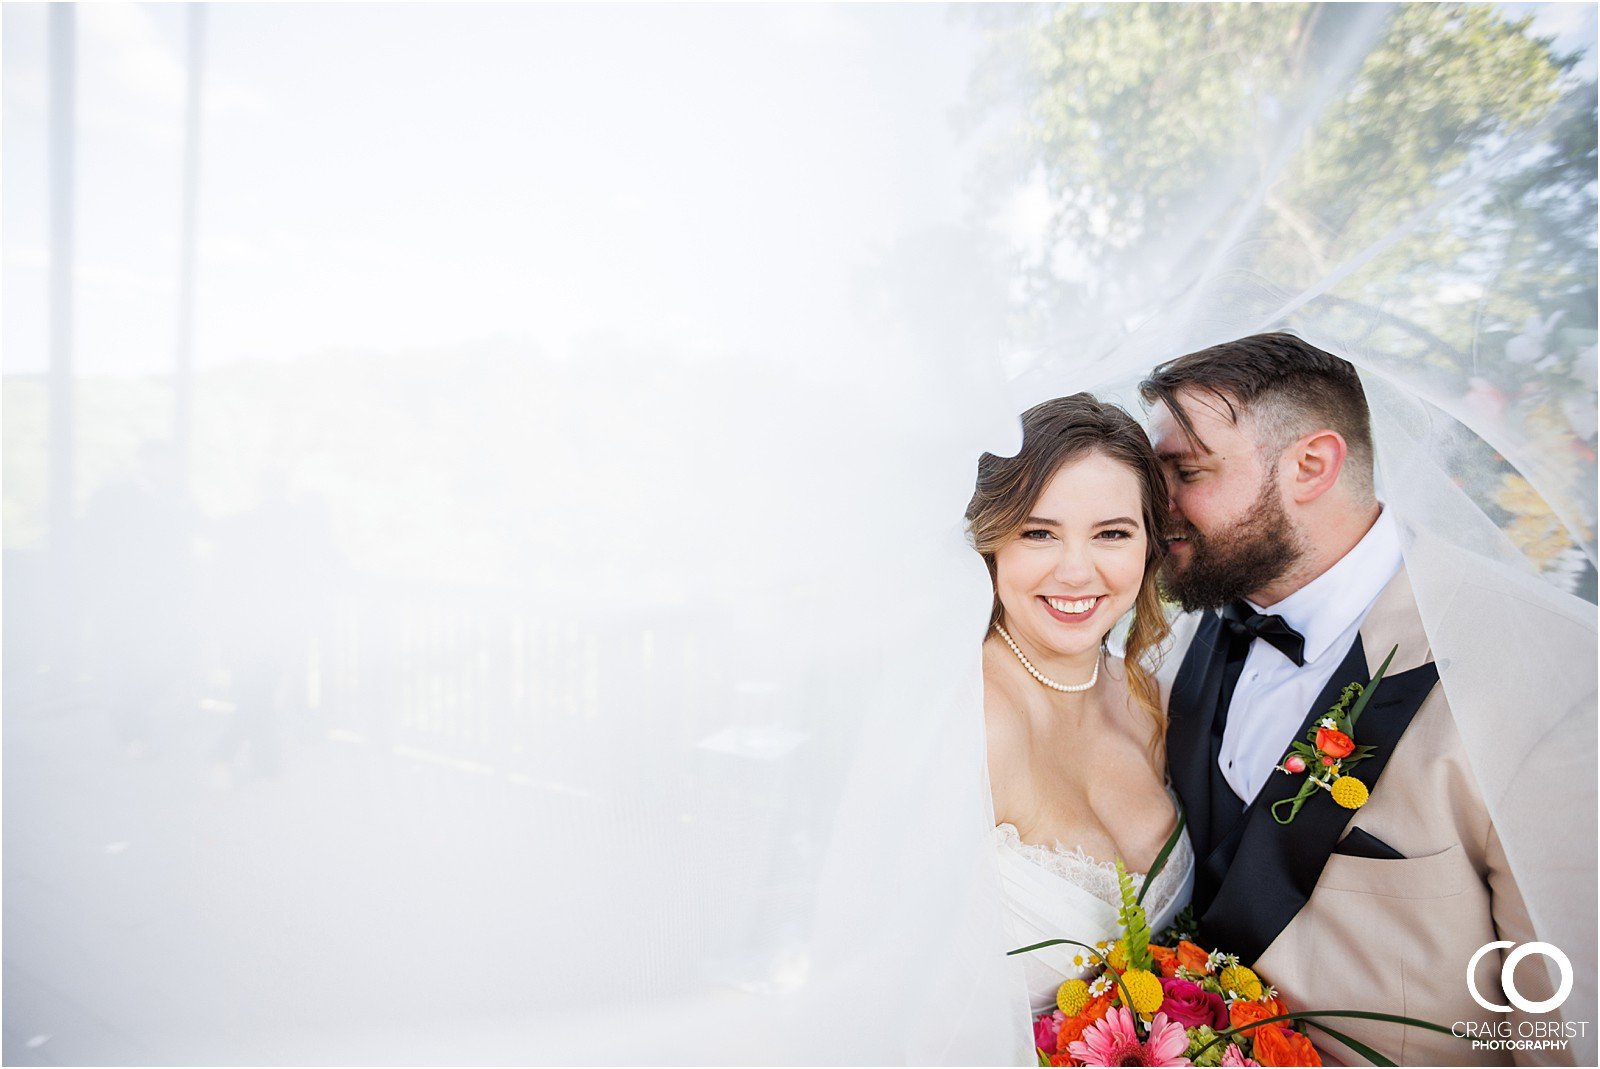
[3,3,1593,380]
[2,4,987,377]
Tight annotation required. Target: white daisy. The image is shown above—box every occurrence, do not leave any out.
[1089,974,1113,997]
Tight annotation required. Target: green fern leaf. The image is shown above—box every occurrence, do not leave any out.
[1114,857,1154,972]
[1330,681,1363,718]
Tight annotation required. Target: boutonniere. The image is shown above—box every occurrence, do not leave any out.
[1271,644,1399,825]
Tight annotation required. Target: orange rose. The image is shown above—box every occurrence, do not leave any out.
[1057,994,1114,1050]
[1056,1016,1089,1052]
[1316,727,1355,759]
[1149,945,1180,979]
[1229,996,1286,1039]
[1176,940,1212,974]
[1253,1023,1323,1067]
[1047,1053,1078,1067]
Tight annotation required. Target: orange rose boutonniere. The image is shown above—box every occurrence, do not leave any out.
[1272,645,1399,825]
[1314,727,1355,759]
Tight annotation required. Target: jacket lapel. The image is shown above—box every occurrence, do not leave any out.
[1199,569,1442,962]
[1165,611,1228,860]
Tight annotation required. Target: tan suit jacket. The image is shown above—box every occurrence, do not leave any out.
[1161,568,1567,1067]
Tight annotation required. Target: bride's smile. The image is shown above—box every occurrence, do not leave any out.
[1039,594,1101,621]
[992,450,1148,672]
[969,393,1190,1019]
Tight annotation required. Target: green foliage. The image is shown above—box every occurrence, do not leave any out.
[1138,806,1187,908]
[1306,5,1569,268]
[978,4,1598,586]
[1017,3,1313,264]
[1114,856,1154,973]
[1303,1021,1396,1067]
[1198,1009,1464,1064]
[1345,644,1399,730]
[1185,1025,1229,1067]
[1329,681,1363,722]
[1155,904,1197,946]
[989,3,1578,301]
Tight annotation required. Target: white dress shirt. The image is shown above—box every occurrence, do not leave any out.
[1218,506,1404,804]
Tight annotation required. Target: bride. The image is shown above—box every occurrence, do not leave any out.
[967,392,1195,1016]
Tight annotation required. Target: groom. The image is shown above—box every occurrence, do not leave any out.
[1141,333,1564,1067]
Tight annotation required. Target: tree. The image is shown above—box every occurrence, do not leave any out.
[986,5,1578,309]
[976,2,1597,592]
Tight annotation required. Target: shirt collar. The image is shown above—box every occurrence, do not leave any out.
[1247,506,1403,665]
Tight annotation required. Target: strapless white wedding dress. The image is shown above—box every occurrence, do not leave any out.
[997,817,1195,1016]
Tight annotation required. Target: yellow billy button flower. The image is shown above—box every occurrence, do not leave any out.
[1220,963,1264,1001]
[1118,968,1164,1015]
[1057,978,1090,1017]
[1107,939,1130,972]
[1331,776,1369,810]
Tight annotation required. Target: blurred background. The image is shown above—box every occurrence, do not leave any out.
[3,4,1595,1064]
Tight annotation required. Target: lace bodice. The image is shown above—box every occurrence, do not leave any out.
[994,822,1192,923]
[994,815,1195,1015]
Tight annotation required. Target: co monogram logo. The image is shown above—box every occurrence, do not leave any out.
[1467,942,1574,1014]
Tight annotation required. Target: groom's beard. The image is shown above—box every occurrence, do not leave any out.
[1160,472,1304,613]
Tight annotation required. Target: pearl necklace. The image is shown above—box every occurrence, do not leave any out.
[992,623,1101,693]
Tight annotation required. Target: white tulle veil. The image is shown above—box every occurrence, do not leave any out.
[2,4,1593,1065]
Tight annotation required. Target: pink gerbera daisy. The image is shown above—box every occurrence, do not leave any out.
[1221,1044,1259,1067]
[1067,1007,1191,1067]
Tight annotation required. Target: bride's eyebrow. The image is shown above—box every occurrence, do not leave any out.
[1094,517,1139,528]
[1022,516,1060,526]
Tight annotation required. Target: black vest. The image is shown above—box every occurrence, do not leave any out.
[1165,611,1440,961]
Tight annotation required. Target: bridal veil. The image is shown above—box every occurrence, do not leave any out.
[2,4,1592,1064]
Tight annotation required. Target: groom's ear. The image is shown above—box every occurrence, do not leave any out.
[1287,429,1347,504]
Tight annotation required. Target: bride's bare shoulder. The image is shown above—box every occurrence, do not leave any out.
[981,642,1031,757]
[982,643,1036,822]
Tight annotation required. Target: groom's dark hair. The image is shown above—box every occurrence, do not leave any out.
[1138,332,1375,500]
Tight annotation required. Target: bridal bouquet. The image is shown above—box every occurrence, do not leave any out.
[1022,877,1322,1067]
[1013,822,1454,1067]
[1027,922,1318,1067]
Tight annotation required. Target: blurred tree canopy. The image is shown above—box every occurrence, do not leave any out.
[975,2,1597,589]
[981,3,1592,350]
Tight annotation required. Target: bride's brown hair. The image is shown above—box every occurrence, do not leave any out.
[965,392,1173,750]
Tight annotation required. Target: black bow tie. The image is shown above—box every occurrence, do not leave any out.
[1220,601,1307,667]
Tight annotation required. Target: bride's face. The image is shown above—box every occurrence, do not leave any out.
[993,451,1148,663]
